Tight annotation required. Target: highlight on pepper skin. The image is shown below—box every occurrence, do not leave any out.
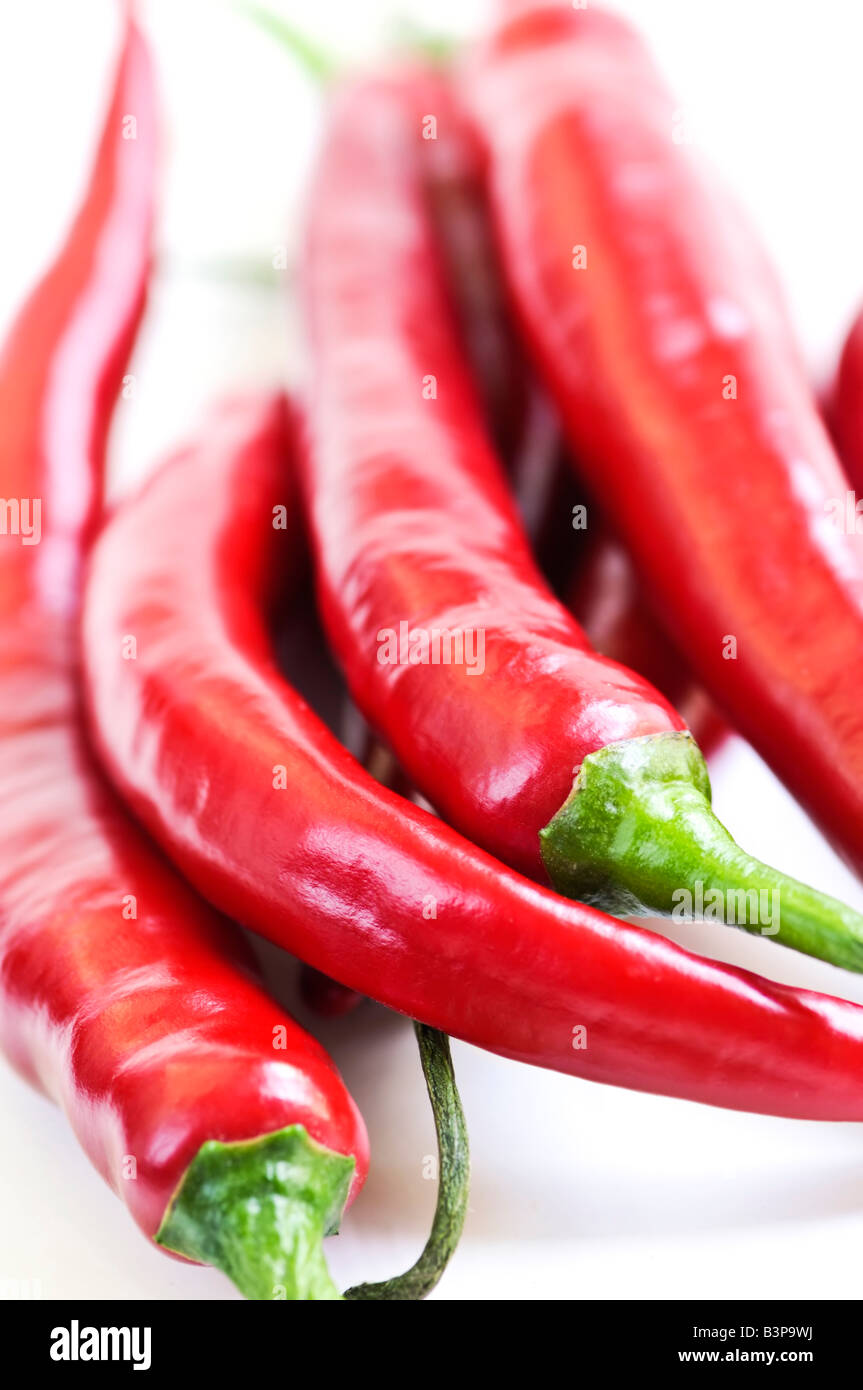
[2,0,863,1336]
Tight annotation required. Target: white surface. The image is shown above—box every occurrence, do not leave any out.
[2,0,863,1302]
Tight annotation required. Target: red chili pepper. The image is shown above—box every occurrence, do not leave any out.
[291,67,863,971]
[0,14,369,1302]
[253,23,724,839]
[82,387,863,1122]
[463,2,863,886]
[296,64,519,1021]
[830,307,863,493]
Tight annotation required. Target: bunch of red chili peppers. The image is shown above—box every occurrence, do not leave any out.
[6,0,863,1301]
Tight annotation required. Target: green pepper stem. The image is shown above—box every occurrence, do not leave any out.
[240,3,456,83]
[238,2,338,84]
[540,731,863,973]
[155,1124,354,1300]
[155,1025,469,1301]
[344,1024,470,1301]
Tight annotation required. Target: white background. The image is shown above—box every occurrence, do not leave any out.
[3,0,863,1302]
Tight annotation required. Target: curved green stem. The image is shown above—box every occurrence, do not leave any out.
[240,3,457,82]
[344,1024,469,1300]
[540,731,863,973]
[238,2,338,84]
[155,1125,354,1300]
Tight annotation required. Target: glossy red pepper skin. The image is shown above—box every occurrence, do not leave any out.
[464,2,863,878]
[567,531,726,759]
[297,70,683,882]
[82,391,863,1122]
[0,18,366,1256]
[831,307,863,491]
